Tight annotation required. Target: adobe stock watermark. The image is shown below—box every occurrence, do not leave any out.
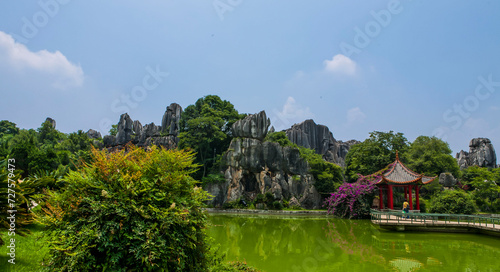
[340,0,408,57]
[213,0,243,21]
[9,0,72,44]
[288,237,336,272]
[433,74,500,140]
[98,65,169,134]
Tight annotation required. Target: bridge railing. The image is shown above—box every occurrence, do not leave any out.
[370,209,500,228]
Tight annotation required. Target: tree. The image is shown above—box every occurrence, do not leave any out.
[179,95,245,179]
[460,166,500,212]
[39,146,214,271]
[404,136,459,178]
[344,131,409,182]
[428,189,477,214]
[0,120,19,140]
[37,120,64,146]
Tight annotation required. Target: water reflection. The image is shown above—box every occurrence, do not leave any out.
[207,213,500,272]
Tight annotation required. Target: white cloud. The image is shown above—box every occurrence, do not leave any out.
[0,31,84,90]
[324,54,356,76]
[347,107,366,123]
[271,97,314,130]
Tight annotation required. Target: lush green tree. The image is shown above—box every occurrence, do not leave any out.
[8,130,39,177]
[39,146,214,271]
[344,131,409,182]
[299,147,344,194]
[0,120,19,140]
[460,166,500,212]
[428,189,477,214]
[179,95,245,179]
[404,136,459,177]
[37,120,64,146]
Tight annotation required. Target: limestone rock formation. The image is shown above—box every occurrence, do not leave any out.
[45,117,56,128]
[115,113,135,145]
[205,111,321,209]
[439,173,457,187]
[232,111,271,141]
[86,129,101,139]
[285,119,359,166]
[456,138,497,169]
[161,103,182,136]
[103,105,182,149]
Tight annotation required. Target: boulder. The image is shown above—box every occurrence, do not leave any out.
[86,129,102,139]
[456,138,497,169]
[232,111,271,141]
[161,103,182,136]
[439,173,457,187]
[103,135,116,147]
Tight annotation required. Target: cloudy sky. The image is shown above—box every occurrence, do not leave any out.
[1,0,499,155]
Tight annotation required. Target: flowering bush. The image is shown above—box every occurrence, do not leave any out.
[324,164,392,219]
[323,181,375,219]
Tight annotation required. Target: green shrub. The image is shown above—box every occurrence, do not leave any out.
[254,193,265,204]
[38,146,212,271]
[271,200,284,210]
[428,189,477,214]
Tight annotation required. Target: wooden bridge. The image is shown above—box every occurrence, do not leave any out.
[370,209,500,237]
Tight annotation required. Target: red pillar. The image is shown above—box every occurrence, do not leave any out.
[388,185,394,209]
[379,187,384,209]
[416,185,420,210]
[404,186,408,201]
[408,185,413,210]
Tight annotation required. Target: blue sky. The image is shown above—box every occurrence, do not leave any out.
[1,0,499,155]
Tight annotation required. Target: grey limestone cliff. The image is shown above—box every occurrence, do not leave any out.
[205,111,322,209]
[285,119,359,167]
[456,138,497,169]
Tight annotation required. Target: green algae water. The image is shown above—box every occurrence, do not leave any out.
[207,213,500,272]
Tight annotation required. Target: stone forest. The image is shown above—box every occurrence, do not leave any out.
[1,95,499,271]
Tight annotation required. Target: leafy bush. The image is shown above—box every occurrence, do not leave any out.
[428,190,477,214]
[39,145,213,271]
[271,200,284,210]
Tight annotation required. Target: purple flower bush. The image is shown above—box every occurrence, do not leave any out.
[324,164,393,219]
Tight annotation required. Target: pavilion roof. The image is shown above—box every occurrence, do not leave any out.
[375,152,437,185]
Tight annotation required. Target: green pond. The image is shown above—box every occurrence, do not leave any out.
[207,213,500,272]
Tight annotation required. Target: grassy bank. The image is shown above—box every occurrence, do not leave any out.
[0,224,49,271]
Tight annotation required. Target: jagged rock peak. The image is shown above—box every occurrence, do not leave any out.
[456,138,497,169]
[161,103,182,136]
[45,117,56,129]
[86,129,102,139]
[115,113,135,145]
[285,119,357,167]
[232,110,271,141]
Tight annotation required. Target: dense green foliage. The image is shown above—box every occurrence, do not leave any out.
[460,166,500,212]
[405,136,460,178]
[179,95,245,180]
[344,131,408,182]
[0,120,95,178]
[265,131,343,194]
[39,146,213,271]
[428,190,478,214]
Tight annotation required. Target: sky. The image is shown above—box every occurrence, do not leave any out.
[1,0,500,155]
